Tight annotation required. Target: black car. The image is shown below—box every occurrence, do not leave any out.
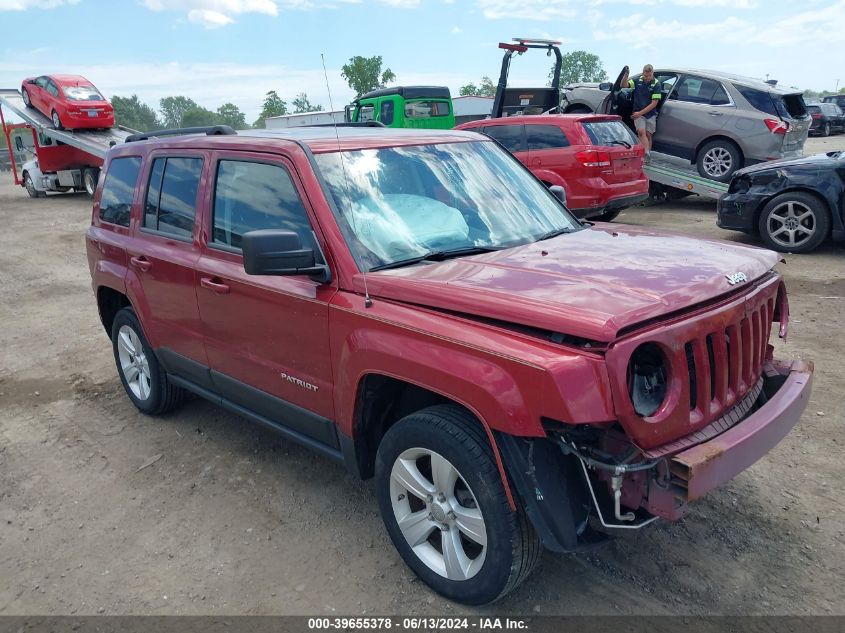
[822,94,845,110]
[717,152,845,253]
[808,103,845,136]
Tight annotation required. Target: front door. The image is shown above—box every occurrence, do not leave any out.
[195,152,338,445]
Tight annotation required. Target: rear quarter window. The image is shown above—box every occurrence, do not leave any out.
[99,156,141,227]
[525,125,570,150]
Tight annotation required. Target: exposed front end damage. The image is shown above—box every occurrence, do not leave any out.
[498,273,813,549]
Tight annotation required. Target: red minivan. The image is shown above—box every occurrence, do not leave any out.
[456,114,648,221]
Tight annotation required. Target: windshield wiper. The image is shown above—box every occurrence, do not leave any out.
[608,140,632,149]
[369,246,501,272]
[536,227,575,242]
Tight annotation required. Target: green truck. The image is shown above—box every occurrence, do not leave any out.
[345,86,455,129]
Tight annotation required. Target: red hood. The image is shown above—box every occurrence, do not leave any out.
[356,224,779,342]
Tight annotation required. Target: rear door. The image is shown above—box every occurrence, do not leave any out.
[126,152,209,383]
[654,74,730,159]
[525,123,573,174]
[31,76,49,111]
[581,119,643,185]
[194,151,338,443]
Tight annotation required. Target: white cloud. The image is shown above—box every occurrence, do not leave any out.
[187,8,235,26]
[477,0,576,20]
[378,0,419,6]
[451,25,462,33]
[0,0,78,9]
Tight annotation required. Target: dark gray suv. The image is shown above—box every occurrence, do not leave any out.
[564,68,811,182]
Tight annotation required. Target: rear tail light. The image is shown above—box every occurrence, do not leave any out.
[575,149,611,167]
[764,118,789,135]
[811,113,822,119]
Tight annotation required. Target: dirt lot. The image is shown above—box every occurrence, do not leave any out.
[0,137,843,616]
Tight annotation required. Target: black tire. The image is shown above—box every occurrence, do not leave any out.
[54,186,71,193]
[822,122,831,137]
[23,172,46,198]
[51,110,63,130]
[375,405,540,605]
[696,139,742,182]
[565,105,592,114]
[83,168,99,197]
[593,209,621,222]
[111,308,184,415]
[757,191,830,254]
[22,88,31,107]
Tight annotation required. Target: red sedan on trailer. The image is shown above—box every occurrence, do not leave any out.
[21,74,115,130]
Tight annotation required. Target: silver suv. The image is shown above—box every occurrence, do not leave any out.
[563,68,811,182]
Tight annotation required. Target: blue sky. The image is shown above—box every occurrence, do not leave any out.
[1,0,843,124]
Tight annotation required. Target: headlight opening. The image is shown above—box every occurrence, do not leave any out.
[627,343,669,418]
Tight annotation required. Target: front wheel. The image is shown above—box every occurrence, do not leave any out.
[758,191,830,254]
[111,308,184,415]
[375,405,540,605]
[696,139,742,182]
[24,172,46,198]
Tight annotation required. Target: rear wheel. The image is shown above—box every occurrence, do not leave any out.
[83,168,99,197]
[822,122,831,137]
[696,139,741,182]
[758,191,829,253]
[51,110,63,130]
[593,209,621,222]
[111,308,184,415]
[375,405,540,605]
[22,88,31,107]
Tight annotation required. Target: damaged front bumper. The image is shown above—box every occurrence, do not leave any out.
[611,358,813,522]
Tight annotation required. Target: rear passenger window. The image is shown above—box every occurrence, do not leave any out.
[483,125,524,153]
[526,125,570,150]
[143,157,203,239]
[212,160,314,251]
[99,156,141,227]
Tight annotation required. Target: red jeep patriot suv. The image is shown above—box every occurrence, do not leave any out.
[86,124,813,605]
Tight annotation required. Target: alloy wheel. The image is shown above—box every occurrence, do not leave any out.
[766,200,816,250]
[389,447,487,581]
[52,111,61,129]
[117,325,152,401]
[702,146,733,178]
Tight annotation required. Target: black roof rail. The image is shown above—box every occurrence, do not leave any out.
[125,125,237,143]
[306,121,386,128]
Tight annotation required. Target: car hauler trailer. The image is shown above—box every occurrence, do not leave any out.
[644,153,729,201]
[0,88,135,197]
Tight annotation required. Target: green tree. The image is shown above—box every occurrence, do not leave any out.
[549,51,607,86]
[180,106,221,128]
[159,96,198,128]
[459,76,496,97]
[111,95,161,132]
[341,55,396,97]
[253,90,288,127]
[292,93,323,114]
[216,102,247,129]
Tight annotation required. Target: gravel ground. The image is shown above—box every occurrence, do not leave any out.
[0,136,843,616]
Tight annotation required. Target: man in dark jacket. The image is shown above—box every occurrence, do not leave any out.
[621,64,661,156]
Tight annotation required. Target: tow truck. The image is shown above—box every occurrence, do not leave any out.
[490,42,729,202]
[0,88,135,197]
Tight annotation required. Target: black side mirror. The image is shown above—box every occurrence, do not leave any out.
[549,185,567,206]
[241,229,330,283]
[14,136,24,151]
[598,82,613,91]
